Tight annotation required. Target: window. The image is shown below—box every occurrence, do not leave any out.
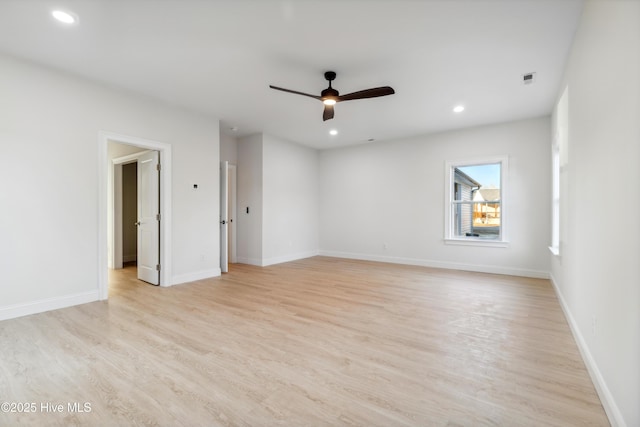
[550,86,568,256]
[550,141,560,254]
[445,157,508,246]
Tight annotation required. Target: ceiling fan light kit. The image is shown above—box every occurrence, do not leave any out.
[269,71,395,121]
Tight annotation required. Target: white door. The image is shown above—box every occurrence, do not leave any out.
[137,151,160,285]
[220,161,229,273]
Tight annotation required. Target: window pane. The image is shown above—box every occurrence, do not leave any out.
[452,163,501,240]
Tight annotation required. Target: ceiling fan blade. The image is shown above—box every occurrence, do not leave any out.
[323,104,334,121]
[269,85,321,101]
[338,86,395,102]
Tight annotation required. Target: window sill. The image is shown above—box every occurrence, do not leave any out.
[548,246,560,256]
[444,238,509,248]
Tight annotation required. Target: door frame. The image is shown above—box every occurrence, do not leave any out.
[98,131,172,300]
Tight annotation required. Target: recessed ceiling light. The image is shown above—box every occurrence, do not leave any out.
[52,10,78,24]
[329,129,338,136]
[453,105,465,113]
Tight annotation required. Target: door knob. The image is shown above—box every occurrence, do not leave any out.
[221,220,226,225]
[135,221,141,226]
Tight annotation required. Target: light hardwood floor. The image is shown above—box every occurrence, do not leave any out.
[0,257,608,426]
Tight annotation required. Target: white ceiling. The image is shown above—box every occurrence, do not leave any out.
[0,0,583,149]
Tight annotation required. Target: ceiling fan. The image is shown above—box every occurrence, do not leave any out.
[269,71,395,121]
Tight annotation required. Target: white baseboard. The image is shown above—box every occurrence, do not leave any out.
[318,250,549,279]
[236,257,263,266]
[0,290,100,322]
[261,250,319,267]
[549,274,625,427]
[171,268,221,286]
[235,251,319,267]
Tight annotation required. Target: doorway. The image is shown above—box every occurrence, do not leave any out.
[112,149,160,286]
[228,164,237,265]
[98,132,173,300]
[122,161,137,266]
[220,161,237,273]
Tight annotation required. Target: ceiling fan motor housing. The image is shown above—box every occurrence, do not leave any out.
[322,71,339,102]
[321,87,339,98]
[324,71,337,81]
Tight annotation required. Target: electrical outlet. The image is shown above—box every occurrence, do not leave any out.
[383,243,388,250]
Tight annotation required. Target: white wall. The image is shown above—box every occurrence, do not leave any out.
[319,117,551,277]
[236,133,320,266]
[262,134,319,265]
[237,134,263,265]
[0,53,220,320]
[108,142,148,159]
[551,2,640,426]
[220,132,238,165]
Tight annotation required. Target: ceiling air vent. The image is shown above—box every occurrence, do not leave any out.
[523,72,537,85]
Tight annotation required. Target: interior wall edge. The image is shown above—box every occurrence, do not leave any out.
[318,251,549,279]
[549,273,625,427]
[260,250,321,267]
[0,291,100,322]
[172,269,222,287]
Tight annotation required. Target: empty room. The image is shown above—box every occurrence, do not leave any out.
[0,1,638,426]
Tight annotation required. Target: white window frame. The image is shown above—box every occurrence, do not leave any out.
[549,86,568,256]
[549,140,560,255]
[444,156,509,247]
